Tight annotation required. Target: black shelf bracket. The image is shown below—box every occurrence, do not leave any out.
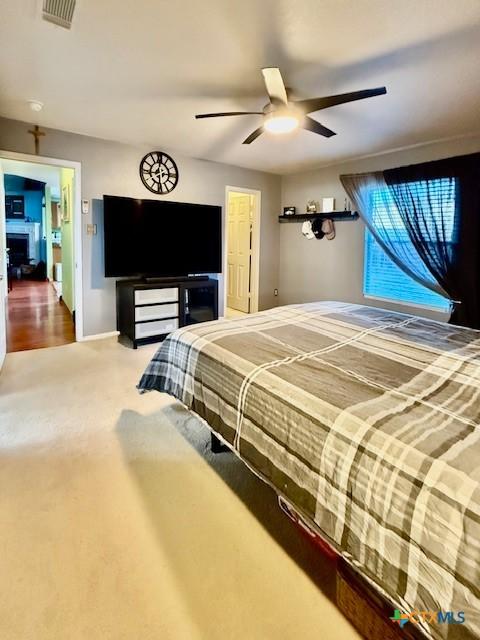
[278,211,359,223]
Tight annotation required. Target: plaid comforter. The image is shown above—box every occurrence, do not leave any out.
[138,301,480,639]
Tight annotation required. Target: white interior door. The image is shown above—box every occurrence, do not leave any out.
[0,161,7,368]
[227,193,252,313]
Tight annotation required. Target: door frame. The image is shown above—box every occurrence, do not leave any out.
[0,149,84,342]
[224,186,261,317]
[0,162,6,367]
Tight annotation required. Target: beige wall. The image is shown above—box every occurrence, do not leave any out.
[0,116,281,336]
[280,134,480,322]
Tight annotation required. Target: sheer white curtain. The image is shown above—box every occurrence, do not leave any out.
[340,171,448,298]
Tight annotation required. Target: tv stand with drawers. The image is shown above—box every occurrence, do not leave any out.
[116,277,218,348]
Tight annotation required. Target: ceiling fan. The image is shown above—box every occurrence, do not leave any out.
[195,68,387,144]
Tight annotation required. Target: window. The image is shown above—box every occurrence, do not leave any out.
[363,179,455,312]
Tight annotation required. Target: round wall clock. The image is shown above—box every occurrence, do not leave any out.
[139,151,179,194]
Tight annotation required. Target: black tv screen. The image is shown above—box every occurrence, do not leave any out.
[103,195,222,277]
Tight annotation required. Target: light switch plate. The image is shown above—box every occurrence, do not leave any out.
[86,223,97,236]
[82,199,89,214]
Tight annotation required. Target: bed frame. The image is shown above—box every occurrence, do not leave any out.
[210,433,230,453]
[209,431,425,640]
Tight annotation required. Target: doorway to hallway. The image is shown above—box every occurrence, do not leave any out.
[1,158,76,352]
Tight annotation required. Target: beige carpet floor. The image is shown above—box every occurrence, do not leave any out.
[0,338,359,640]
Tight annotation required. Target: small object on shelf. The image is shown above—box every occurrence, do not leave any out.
[302,220,315,239]
[306,200,318,213]
[283,206,296,216]
[306,218,336,241]
[311,217,325,239]
[322,218,336,240]
[322,197,335,213]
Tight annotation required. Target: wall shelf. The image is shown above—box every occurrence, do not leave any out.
[278,211,359,223]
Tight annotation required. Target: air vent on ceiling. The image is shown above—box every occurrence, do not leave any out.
[42,0,76,29]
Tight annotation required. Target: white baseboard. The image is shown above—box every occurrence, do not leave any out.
[79,330,120,342]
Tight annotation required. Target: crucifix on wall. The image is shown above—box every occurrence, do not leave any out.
[28,125,46,155]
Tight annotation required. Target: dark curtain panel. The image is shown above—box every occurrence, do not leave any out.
[340,171,447,298]
[384,153,480,329]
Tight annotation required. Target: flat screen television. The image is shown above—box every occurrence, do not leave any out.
[103,195,222,277]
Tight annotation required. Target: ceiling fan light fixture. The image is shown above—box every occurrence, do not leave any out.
[264,113,299,134]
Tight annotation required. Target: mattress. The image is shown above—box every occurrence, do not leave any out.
[138,301,480,639]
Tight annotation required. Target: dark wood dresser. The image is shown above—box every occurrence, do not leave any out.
[116,277,218,348]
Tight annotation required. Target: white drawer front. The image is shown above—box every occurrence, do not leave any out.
[135,318,179,339]
[135,303,178,322]
[134,287,178,305]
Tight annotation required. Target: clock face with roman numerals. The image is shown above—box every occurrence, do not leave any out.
[140,151,179,194]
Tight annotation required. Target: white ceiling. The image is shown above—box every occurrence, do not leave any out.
[0,0,479,174]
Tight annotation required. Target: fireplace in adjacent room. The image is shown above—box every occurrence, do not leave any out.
[7,234,29,267]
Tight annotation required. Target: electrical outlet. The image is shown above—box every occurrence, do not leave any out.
[274,288,278,296]
[86,223,97,236]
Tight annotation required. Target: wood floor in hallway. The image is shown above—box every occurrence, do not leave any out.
[7,279,75,352]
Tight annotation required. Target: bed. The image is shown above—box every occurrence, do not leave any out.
[138,301,480,639]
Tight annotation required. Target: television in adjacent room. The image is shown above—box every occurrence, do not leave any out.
[103,195,222,277]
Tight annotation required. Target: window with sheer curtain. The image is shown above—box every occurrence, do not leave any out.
[363,179,456,312]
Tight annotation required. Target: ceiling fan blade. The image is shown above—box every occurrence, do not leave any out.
[242,127,264,144]
[261,67,288,105]
[195,111,262,119]
[294,87,387,114]
[302,117,336,138]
